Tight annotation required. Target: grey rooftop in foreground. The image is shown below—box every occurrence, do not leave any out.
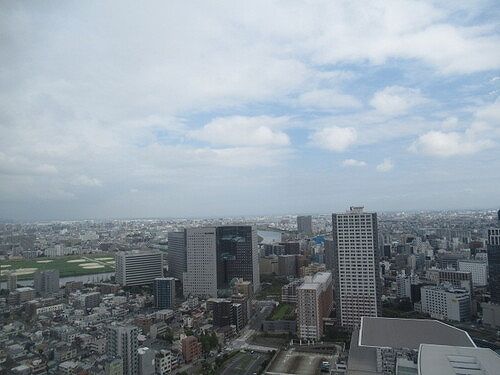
[418,344,500,375]
[359,317,475,350]
[348,329,379,374]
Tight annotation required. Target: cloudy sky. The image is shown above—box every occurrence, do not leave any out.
[1,1,500,220]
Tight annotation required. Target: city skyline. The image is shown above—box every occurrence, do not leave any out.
[1,1,500,221]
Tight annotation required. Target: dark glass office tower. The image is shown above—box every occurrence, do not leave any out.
[167,231,187,281]
[216,226,259,293]
[487,228,500,304]
[153,277,175,309]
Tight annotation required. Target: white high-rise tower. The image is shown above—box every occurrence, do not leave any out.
[332,206,381,328]
[183,227,217,298]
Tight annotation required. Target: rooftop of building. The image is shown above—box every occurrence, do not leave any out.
[359,317,475,350]
[418,344,500,375]
[117,249,162,255]
[311,271,332,283]
[458,259,487,264]
[421,285,469,294]
[297,282,321,291]
[347,329,380,375]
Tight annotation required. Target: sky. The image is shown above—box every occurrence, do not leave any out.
[1,0,500,221]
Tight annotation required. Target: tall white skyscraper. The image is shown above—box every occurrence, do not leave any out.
[115,250,163,286]
[332,206,381,328]
[183,227,217,298]
[107,325,139,375]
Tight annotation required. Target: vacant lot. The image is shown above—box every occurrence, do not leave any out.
[0,253,115,280]
[267,349,331,375]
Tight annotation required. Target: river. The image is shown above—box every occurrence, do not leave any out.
[257,229,282,244]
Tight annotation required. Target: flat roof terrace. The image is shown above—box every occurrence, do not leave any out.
[359,317,475,350]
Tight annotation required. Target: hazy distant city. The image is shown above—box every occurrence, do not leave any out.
[1,208,500,374]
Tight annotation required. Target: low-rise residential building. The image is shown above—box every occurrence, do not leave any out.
[155,349,174,375]
[181,336,202,363]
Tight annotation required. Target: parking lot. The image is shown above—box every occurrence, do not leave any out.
[266,349,332,375]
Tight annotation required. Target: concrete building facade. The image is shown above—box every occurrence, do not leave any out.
[458,260,488,287]
[115,250,163,286]
[297,271,333,341]
[183,227,217,298]
[33,269,59,296]
[107,325,139,375]
[297,215,313,235]
[332,207,381,328]
[421,285,471,322]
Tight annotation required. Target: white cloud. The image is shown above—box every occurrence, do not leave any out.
[410,131,493,157]
[298,89,361,110]
[73,175,102,187]
[0,152,58,176]
[376,158,394,172]
[310,127,358,152]
[370,86,426,115]
[189,116,290,146]
[475,98,500,123]
[1,1,500,218]
[342,159,367,167]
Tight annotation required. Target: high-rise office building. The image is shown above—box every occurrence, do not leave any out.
[167,231,186,281]
[33,269,59,296]
[115,250,163,286]
[332,206,381,328]
[183,227,218,297]
[297,271,333,340]
[153,277,175,309]
[297,215,313,235]
[216,226,260,293]
[107,325,139,375]
[183,226,259,297]
[324,238,334,271]
[487,228,500,304]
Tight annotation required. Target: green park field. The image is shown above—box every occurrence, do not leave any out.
[0,253,116,280]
